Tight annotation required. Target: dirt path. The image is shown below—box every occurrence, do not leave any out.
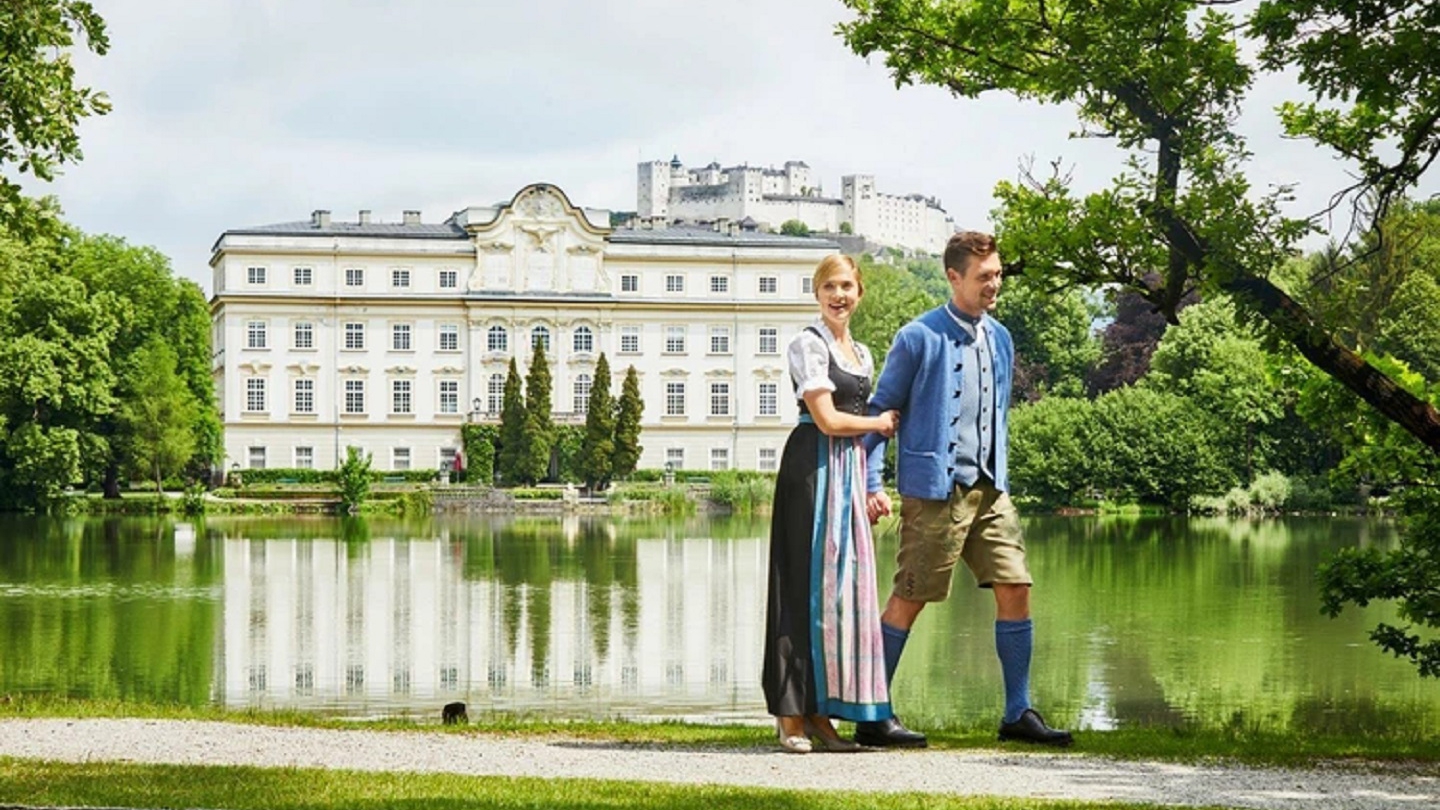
[1,719,1435,809]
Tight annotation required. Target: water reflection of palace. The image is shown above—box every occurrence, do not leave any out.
[218,523,767,717]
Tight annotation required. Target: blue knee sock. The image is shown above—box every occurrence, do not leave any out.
[995,619,1033,724]
[881,622,909,685]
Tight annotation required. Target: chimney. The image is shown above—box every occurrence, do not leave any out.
[358,209,371,225]
[312,209,331,228]
[403,210,421,225]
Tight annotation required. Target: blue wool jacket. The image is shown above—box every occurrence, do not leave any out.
[864,304,1014,498]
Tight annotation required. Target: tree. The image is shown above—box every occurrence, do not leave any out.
[519,342,554,485]
[839,221,853,235]
[497,358,525,484]
[0,253,119,510]
[612,365,644,480]
[993,274,1100,401]
[838,0,1440,453]
[336,446,371,513]
[460,423,498,485]
[851,254,941,364]
[63,233,220,494]
[0,1,110,239]
[118,341,197,493]
[578,353,616,490]
[779,219,811,237]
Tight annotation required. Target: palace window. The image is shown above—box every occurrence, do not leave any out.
[758,327,778,355]
[620,274,639,292]
[620,325,640,354]
[246,321,267,350]
[392,323,412,351]
[344,322,365,350]
[487,325,508,353]
[573,374,592,414]
[345,268,364,287]
[391,268,411,288]
[293,322,314,350]
[392,379,412,414]
[293,266,313,286]
[665,274,684,293]
[245,378,266,412]
[439,380,459,414]
[487,374,504,413]
[664,325,686,354]
[438,324,459,351]
[439,269,458,289]
[709,326,730,355]
[710,275,729,294]
[665,382,686,416]
[293,378,314,414]
[247,266,266,285]
[758,382,778,416]
[573,325,594,353]
[344,380,365,414]
[758,276,778,294]
[531,325,550,353]
[295,446,314,469]
[709,382,730,417]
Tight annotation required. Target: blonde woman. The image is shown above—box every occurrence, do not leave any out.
[761,254,898,753]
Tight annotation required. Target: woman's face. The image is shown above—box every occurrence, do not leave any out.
[816,266,862,330]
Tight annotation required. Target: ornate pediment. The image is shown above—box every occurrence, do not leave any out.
[287,361,321,375]
[464,184,609,295]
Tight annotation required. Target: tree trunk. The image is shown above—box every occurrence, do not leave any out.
[1151,208,1440,455]
[103,464,121,499]
[1224,274,1440,453]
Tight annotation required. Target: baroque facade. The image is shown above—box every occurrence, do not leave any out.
[211,184,835,474]
[636,156,956,254]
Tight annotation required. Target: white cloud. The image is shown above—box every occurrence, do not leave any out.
[25,0,1436,291]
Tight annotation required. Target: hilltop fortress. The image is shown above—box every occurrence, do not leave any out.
[637,156,956,254]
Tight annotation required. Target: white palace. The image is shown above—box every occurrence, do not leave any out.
[637,156,957,254]
[211,183,835,474]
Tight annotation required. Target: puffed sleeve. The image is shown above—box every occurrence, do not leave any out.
[786,330,835,397]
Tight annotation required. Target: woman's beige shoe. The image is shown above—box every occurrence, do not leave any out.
[776,718,812,754]
[804,716,862,752]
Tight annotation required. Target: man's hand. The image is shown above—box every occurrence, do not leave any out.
[865,490,892,524]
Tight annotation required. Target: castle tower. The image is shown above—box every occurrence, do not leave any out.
[841,175,877,239]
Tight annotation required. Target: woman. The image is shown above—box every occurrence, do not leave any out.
[762,254,898,753]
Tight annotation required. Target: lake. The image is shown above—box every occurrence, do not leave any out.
[0,513,1433,735]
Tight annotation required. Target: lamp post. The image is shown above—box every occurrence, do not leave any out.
[663,460,675,488]
[469,397,483,423]
[229,462,242,490]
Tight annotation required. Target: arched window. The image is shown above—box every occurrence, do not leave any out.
[530,325,551,353]
[573,374,593,414]
[573,325,594,354]
[487,325,508,353]
[487,374,505,413]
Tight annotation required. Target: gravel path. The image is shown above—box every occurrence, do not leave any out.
[1,719,1436,809]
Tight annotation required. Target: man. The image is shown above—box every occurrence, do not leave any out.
[856,231,1072,748]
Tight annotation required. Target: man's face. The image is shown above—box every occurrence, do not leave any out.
[947,252,1003,317]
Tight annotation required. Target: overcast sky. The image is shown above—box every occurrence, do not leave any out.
[32,0,1425,294]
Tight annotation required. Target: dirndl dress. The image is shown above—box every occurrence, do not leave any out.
[761,326,891,722]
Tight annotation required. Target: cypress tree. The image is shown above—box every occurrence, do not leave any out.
[612,364,644,481]
[519,341,554,484]
[578,353,616,490]
[497,358,525,485]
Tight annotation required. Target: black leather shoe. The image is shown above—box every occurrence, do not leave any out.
[853,716,928,748]
[998,708,1073,746]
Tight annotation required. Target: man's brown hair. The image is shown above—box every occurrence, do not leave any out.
[943,231,997,276]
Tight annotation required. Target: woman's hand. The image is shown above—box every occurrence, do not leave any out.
[875,409,899,438]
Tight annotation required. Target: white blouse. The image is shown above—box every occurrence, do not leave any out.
[785,321,875,399]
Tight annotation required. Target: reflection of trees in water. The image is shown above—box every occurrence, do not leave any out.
[0,516,218,704]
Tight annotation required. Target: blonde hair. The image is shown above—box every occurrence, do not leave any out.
[811,254,863,296]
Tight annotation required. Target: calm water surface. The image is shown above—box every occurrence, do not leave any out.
[0,513,1434,735]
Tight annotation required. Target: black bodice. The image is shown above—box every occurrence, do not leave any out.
[795,328,871,417]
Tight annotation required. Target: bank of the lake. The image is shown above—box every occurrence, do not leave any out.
[1,715,1437,810]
